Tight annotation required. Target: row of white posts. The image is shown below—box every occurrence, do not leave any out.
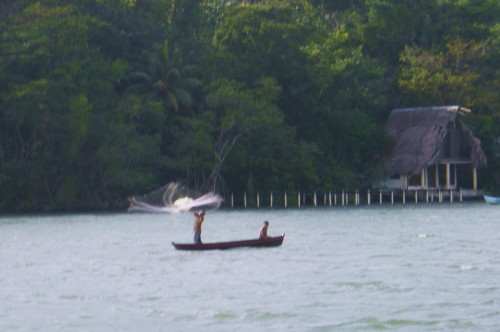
[229,189,465,208]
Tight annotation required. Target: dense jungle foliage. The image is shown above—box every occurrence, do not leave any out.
[0,0,499,211]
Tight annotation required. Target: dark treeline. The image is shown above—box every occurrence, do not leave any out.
[0,0,499,212]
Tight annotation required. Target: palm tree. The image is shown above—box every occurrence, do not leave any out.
[126,39,201,114]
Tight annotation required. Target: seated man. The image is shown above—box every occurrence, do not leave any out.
[259,221,270,239]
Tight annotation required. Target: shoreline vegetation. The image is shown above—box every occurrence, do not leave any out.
[1,189,487,215]
[0,1,498,213]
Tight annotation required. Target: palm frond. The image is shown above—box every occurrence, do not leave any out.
[180,78,203,90]
[123,82,152,96]
[173,88,194,108]
[128,71,153,84]
[166,92,180,113]
[167,68,181,82]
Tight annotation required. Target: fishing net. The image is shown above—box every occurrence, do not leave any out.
[128,182,223,213]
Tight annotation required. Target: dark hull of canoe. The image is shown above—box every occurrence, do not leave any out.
[172,234,285,251]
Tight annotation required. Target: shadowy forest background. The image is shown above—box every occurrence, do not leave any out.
[0,0,499,212]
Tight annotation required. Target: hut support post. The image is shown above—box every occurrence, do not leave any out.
[435,164,439,188]
[257,192,260,208]
[472,167,477,191]
[270,192,273,208]
[284,192,287,208]
[446,163,451,189]
[454,165,458,188]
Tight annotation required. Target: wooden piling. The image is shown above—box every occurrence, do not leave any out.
[224,186,478,209]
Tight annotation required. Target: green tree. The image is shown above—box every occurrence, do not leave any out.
[0,2,161,211]
[399,38,491,106]
[125,39,202,115]
[166,77,292,194]
[1,0,498,210]
[209,2,310,85]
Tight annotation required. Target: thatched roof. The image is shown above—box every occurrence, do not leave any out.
[384,106,487,176]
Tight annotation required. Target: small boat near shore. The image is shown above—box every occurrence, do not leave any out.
[484,195,500,204]
[172,234,285,251]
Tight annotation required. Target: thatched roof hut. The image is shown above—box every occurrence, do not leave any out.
[384,106,487,178]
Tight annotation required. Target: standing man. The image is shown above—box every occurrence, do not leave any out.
[193,210,205,244]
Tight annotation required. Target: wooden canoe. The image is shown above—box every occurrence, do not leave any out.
[172,234,285,251]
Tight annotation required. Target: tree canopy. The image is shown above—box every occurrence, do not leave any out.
[1,0,499,211]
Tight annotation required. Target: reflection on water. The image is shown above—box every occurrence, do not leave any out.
[1,203,499,331]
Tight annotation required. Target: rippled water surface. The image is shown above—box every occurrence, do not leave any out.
[1,203,500,331]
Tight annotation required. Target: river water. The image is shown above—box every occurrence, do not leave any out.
[1,203,499,331]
